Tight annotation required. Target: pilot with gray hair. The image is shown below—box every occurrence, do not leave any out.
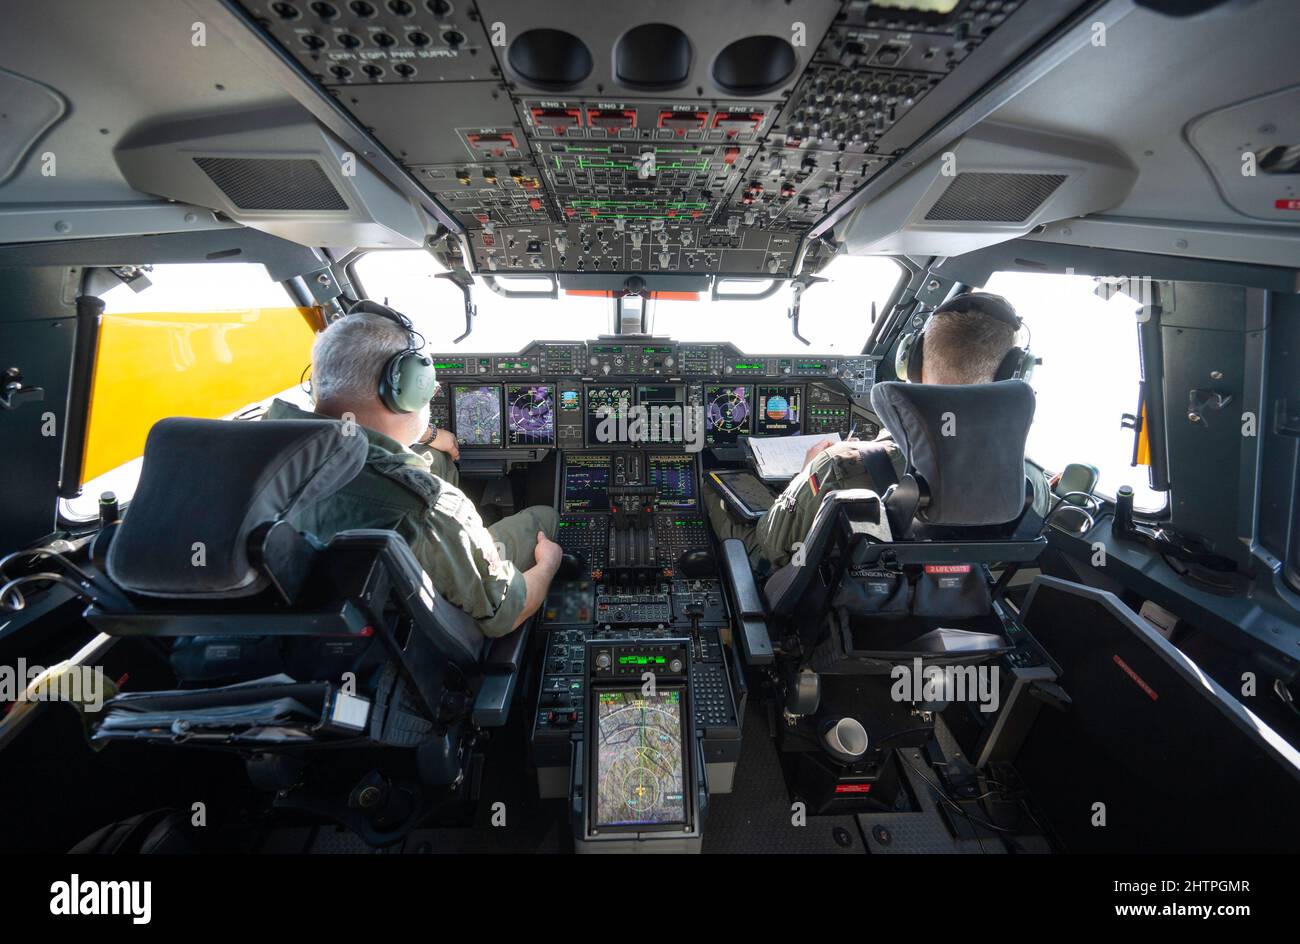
[707,292,1052,573]
[267,301,561,636]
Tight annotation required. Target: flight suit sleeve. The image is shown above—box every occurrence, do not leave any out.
[411,443,460,487]
[404,488,528,638]
[753,450,837,570]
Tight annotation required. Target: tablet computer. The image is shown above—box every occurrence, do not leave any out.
[707,470,777,522]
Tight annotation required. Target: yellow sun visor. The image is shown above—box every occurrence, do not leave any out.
[81,306,318,485]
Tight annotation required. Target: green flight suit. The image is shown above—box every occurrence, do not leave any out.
[266,400,557,637]
[707,433,1051,575]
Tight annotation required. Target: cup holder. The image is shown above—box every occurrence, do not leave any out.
[820,716,869,764]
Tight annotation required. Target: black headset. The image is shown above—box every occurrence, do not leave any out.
[894,291,1037,384]
[347,300,438,414]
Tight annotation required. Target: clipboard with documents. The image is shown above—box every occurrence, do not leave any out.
[745,432,842,482]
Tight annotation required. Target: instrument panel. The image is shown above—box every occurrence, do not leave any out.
[427,339,878,449]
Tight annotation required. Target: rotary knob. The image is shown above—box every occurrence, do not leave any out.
[669,658,683,673]
[595,652,612,670]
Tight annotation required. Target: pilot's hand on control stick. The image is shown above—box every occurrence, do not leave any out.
[534,531,563,574]
[802,438,835,471]
[427,428,460,461]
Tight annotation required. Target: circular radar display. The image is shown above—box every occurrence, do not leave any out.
[705,385,751,444]
[506,384,555,446]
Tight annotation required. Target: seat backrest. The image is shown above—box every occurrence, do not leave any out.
[97,415,489,690]
[107,417,366,599]
[870,379,1036,529]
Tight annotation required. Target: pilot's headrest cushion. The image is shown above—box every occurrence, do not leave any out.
[870,380,1036,527]
[107,417,367,598]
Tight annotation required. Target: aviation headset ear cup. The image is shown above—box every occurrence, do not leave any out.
[895,329,925,383]
[346,299,438,414]
[381,349,437,414]
[994,345,1032,382]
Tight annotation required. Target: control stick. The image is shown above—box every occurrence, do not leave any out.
[556,552,585,582]
[677,547,716,579]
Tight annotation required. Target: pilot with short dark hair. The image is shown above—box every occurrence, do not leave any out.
[707,292,1052,573]
[266,303,562,636]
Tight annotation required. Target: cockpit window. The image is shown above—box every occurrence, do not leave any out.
[982,270,1167,512]
[60,263,312,521]
[353,250,611,349]
[650,255,902,354]
[353,250,902,356]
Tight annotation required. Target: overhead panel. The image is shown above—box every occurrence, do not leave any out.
[236,0,1089,274]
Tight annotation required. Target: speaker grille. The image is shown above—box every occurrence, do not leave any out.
[925,172,1067,223]
[193,157,348,211]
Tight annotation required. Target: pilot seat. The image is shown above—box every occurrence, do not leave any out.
[720,380,1048,814]
[78,417,530,845]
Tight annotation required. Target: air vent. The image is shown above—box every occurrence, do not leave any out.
[925,172,1067,223]
[193,157,348,211]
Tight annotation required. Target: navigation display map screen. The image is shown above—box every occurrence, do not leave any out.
[452,385,502,446]
[704,385,753,445]
[563,454,611,513]
[595,690,687,828]
[586,385,634,444]
[649,454,696,510]
[506,384,555,446]
[755,385,802,436]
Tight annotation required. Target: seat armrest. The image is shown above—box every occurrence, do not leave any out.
[484,624,528,674]
[720,539,773,666]
[472,624,529,727]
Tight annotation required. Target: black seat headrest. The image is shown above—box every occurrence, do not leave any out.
[870,380,1036,527]
[108,418,367,598]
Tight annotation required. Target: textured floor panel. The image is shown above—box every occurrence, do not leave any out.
[701,699,866,854]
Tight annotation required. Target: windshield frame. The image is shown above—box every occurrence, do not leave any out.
[347,249,910,357]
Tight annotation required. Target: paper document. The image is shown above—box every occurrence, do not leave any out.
[747,432,842,481]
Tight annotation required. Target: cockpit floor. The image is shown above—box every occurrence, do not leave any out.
[277,692,1045,854]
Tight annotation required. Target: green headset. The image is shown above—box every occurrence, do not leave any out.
[894,291,1037,384]
[347,300,438,414]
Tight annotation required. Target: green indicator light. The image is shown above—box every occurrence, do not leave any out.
[617,655,667,666]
